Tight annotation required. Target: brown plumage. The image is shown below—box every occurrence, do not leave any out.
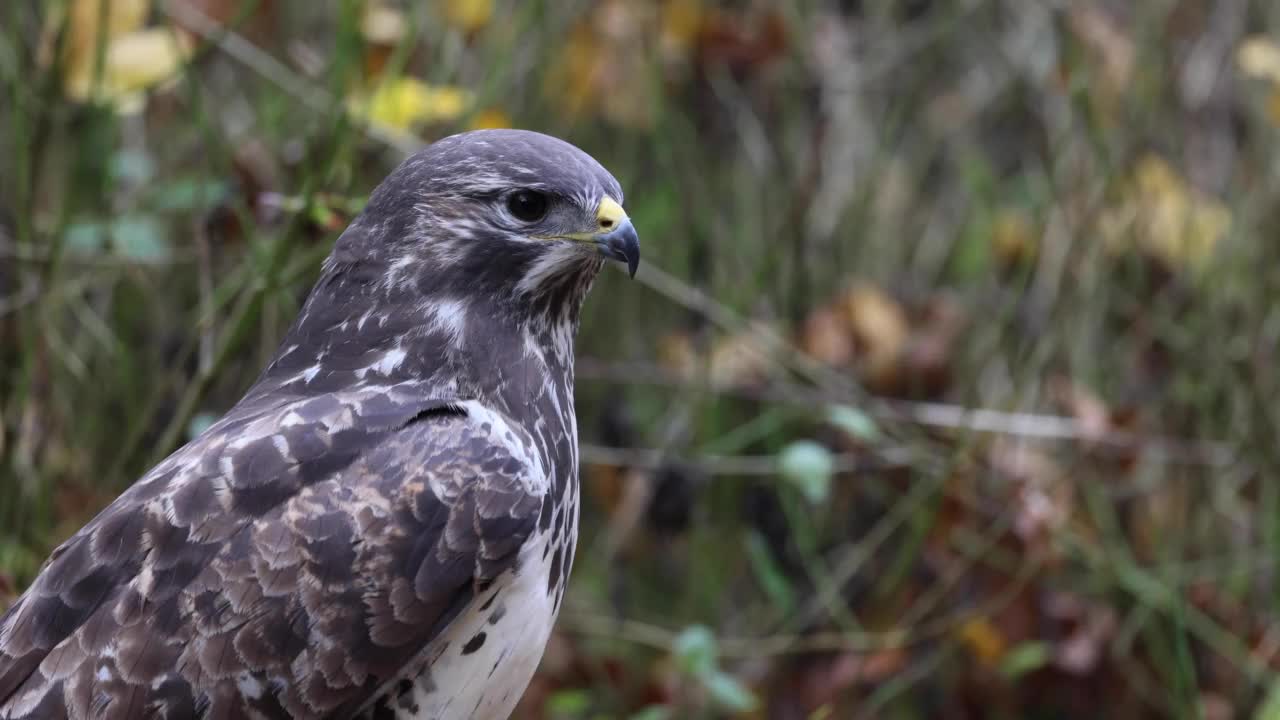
[0,129,639,719]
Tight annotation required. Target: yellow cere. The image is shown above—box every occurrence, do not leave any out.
[595,196,627,233]
[550,196,629,242]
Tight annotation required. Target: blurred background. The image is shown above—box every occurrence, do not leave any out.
[3,0,1280,717]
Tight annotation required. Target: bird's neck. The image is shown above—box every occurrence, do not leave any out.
[253,254,599,424]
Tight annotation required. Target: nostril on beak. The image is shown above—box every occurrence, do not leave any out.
[600,218,614,230]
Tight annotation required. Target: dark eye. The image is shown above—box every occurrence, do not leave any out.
[506,190,549,222]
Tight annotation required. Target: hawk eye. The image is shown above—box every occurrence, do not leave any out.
[507,190,549,223]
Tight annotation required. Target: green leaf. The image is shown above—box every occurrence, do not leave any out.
[110,216,170,263]
[1256,680,1280,720]
[309,202,338,229]
[778,440,833,504]
[110,149,155,185]
[744,530,793,613]
[545,689,591,716]
[702,669,759,713]
[152,178,228,211]
[628,706,673,720]
[672,624,718,677]
[998,641,1052,679]
[187,411,219,441]
[826,404,881,443]
[952,216,992,280]
[64,222,107,255]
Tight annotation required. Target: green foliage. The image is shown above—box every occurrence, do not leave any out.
[826,404,881,444]
[778,440,834,505]
[673,625,759,714]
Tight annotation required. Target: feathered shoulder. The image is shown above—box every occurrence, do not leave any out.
[0,385,544,719]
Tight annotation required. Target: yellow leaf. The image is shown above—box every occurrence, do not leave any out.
[544,0,655,129]
[991,208,1036,265]
[660,0,703,60]
[437,0,493,34]
[468,108,512,130]
[64,27,193,111]
[42,0,152,65]
[1238,36,1280,84]
[42,0,162,106]
[956,616,1008,667]
[1099,154,1230,271]
[352,77,474,131]
[547,24,603,119]
[1267,90,1280,126]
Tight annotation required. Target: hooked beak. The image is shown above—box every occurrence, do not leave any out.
[594,217,640,278]
[556,196,640,278]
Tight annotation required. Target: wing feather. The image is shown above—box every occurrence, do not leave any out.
[0,388,542,720]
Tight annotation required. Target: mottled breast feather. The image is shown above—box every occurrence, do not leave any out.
[0,385,543,719]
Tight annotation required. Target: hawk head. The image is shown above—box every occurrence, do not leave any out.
[333,129,639,299]
[259,130,637,396]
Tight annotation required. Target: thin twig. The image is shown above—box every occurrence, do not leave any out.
[0,236,201,265]
[194,218,214,374]
[578,355,1235,468]
[634,259,1212,461]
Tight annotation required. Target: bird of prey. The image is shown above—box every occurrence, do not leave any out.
[0,129,640,720]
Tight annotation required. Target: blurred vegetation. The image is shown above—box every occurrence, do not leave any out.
[4,0,1280,718]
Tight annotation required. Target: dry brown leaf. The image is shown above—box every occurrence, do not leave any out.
[657,325,777,389]
[657,331,699,379]
[899,294,965,398]
[1053,604,1117,675]
[1067,3,1135,95]
[843,285,909,389]
[545,0,656,129]
[1048,376,1112,444]
[794,649,907,710]
[0,572,14,614]
[707,323,777,388]
[1199,693,1234,720]
[585,461,625,514]
[990,438,1071,548]
[695,8,787,78]
[169,0,275,42]
[800,304,855,367]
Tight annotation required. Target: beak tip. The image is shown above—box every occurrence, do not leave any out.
[597,218,640,279]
